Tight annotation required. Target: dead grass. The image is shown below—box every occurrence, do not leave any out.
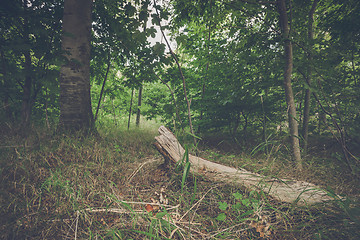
[0,123,359,239]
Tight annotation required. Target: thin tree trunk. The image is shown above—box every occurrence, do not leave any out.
[21,49,32,132]
[277,0,302,169]
[302,0,318,154]
[20,1,32,132]
[318,110,326,134]
[1,50,12,121]
[241,111,248,134]
[153,0,197,145]
[260,95,268,154]
[44,88,50,130]
[128,88,134,130]
[111,99,117,126]
[3,95,11,121]
[153,71,183,127]
[136,83,143,127]
[136,13,147,128]
[199,6,212,133]
[95,54,111,122]
[58,0,93,133]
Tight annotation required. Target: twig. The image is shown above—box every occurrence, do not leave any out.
[0,145,31,148]
[84,201,180,212]
[179,187,215,222]
[74,210,79,240]
[169,227,181,239]
[168,222,187,240]
[207,223,250,239]
[173,221,201,225]
[83,207,143,214]
[178,223,207,238]
[121,201,180,209]
[127,158,159,183]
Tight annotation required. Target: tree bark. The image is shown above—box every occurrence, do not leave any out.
[0,51,13,122]
[58,0,93,133]
[277,0,302,169]
[20,1,33,132]
[44,88,50,130]
[21,49,32,132]
[128,88,134,130]
[199,11,212,134]
[136,84,143,127]
[94,54,111,122]
[154,126,334,205]
[302,0,318,154]
[111,99,117,126]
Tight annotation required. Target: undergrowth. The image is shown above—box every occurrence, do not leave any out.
[0,122,359,239]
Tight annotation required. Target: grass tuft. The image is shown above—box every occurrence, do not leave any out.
[0,121,359,239]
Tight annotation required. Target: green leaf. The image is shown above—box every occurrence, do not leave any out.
[153,42,165,55]
[139,11,148,22]
[216,213,226,221]
[241,199,250,207]
[218,201,228,211]
[156,211,167,219]
[186,131,202,140]
[125,4,136,17]
[232,202,242,210]
[181,161,191,194]
[233,192,242,200]
[176,35,187,45]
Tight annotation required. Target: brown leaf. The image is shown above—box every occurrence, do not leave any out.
[145,204,153,213]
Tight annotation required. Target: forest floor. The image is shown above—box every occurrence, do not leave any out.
[0,121,359,239]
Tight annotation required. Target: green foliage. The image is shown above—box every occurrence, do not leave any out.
[1,0,359,239]
[215,191,260,222]
[0,0,63,126]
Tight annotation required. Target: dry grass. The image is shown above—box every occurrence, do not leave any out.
[0,122,359,239]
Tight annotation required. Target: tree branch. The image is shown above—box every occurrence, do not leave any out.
[153,0,197,145]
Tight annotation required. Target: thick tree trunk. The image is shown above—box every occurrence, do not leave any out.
[136,84,143,127]
[277,0,302,169]
[302,0,318,154]
[58,0,93,133]
[154,126,334,205]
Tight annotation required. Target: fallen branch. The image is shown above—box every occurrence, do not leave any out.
[83,207,143,214]
[154,126,335,205]
[127,158,160,184]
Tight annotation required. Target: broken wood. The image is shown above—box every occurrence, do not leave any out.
[154,126,334,205]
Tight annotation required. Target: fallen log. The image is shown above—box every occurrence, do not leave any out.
[154,126,334,205]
